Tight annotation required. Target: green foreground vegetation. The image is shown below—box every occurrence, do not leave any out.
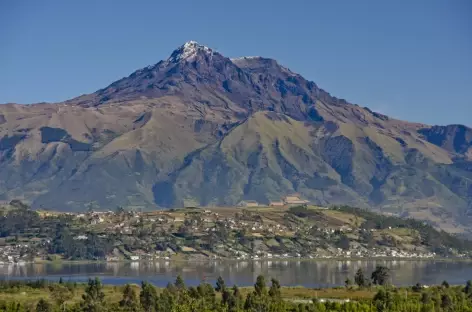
[1,268,472,312]
[1,200,472,263]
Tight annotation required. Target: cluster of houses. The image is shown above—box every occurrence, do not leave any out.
[0,244,35,264]
[30,200,468,262]
[330,248,437,259]
[238,194,309,208]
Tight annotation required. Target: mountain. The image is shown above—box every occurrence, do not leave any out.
[1,41,471,232]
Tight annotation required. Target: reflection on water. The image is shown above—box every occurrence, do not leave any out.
[0,260,471,287]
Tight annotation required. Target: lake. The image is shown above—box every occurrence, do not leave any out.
[0,260,471,287]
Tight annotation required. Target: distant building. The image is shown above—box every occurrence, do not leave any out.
[283,195,309,205]
[269,201,284,207]
[238,200,259,207]
[183,199,199,209]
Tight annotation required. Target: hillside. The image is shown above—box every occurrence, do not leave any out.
[0,41,471,233]
[1,201,470,262]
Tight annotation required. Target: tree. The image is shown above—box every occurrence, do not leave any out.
[441,294,453,310]
[336,234,350,250]
[354,269,366,288]
[197,282,216,307]
[36,299,52,312]
[254,275,267,297]
[49,284,73,312]
[442,280,450,288]
[373,289,394,312]
[216,223,229,241]
[233,285,242,298]
[188,286,199,299]
[140,281,157,312]
[215,276,226,293]
[231,285,243,310]
[244,292,255,310]
[344,278,352,289]
[158,287,176,312]
[120,284,139,312]
[465,280,472,296]
[222,288,234,307]
[373,288,386,302]
[371,266,390,286]
[421,292,431,305]
[81,277,105,312]
[268,278,281,299]
[174,275,186,290]
[165,282,177,296]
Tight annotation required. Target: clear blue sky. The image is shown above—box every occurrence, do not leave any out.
[1,0,471,126]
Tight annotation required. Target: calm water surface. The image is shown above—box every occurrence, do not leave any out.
[0,260,471,287]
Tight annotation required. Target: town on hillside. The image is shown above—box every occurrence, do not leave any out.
[0,200,467,264]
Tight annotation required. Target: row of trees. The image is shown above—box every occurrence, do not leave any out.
[1,275,472,311]
[347,266,391,288]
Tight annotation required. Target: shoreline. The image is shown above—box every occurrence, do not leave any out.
[8,256,472,265]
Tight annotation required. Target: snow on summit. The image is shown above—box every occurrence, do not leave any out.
[167,41,214,62]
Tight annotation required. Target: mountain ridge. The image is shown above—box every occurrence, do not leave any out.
[0,41,471,234]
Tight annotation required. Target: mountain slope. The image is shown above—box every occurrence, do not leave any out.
[0,41,471,232]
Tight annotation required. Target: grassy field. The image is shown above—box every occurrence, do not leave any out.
[239,286,377,300]
[0,284,125,306]
[0,283,380,307]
